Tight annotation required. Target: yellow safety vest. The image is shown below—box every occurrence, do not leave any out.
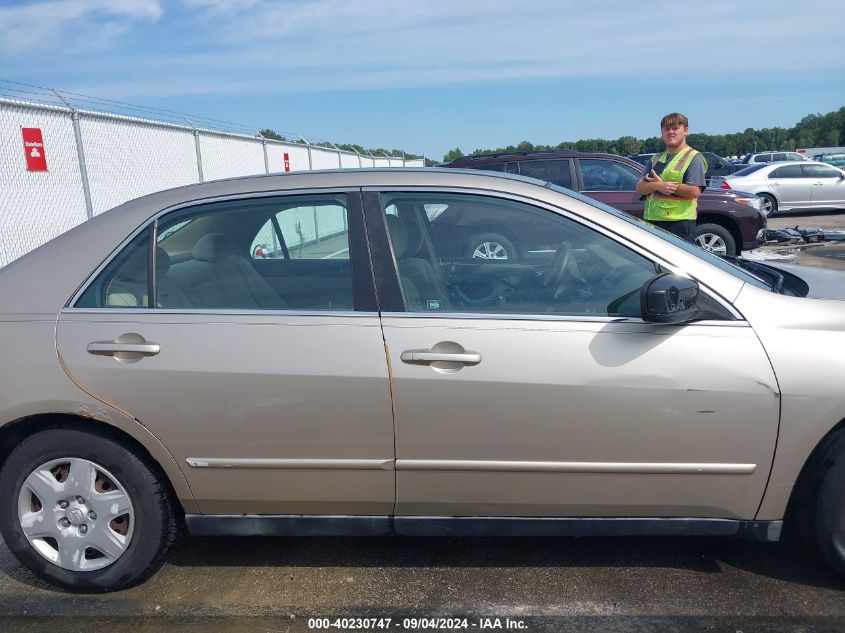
[643,147,704,222]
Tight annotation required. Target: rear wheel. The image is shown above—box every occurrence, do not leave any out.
[464,232,517,260]
[0,427,179,591]
[693,223,736,256]
[758,193,778,217]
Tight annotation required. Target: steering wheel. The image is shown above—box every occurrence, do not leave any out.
[542,241,573,294]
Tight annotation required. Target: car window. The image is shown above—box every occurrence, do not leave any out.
[78,195,355,311]
[75,229,151,308]
[380,192,659,318]
[516,159,572,189]
[544,184,773,291]
[788,153,805,161]
[770,165,804,178]
[755,154,771,163]
[580,159,640,191]
[733,164,769,177]
[773,153,788,161]
[473,163,506,172]
[803,164,842,179]
[251,202,350,260]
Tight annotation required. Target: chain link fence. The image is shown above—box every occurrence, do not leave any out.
[0,91,424,267]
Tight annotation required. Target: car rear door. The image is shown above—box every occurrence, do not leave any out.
[57,190,396,516]
[364,187,780,520]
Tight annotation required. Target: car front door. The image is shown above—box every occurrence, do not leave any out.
[804,164,845,206]
[576,158,643,216]
[57,192,396,515]
[768,164,812,207]
[365,188,779,520]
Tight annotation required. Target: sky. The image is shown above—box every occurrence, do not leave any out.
[1,0,844,160]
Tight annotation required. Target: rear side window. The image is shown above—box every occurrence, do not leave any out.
[75,229,150,308]
[773,153,788,161]
[517,159,573,189]
[770,165,803,178]
[251,202,349,260]
[803,164,842,178]
[755,154,772,163]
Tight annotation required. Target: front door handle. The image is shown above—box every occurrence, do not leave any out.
[87,342,160,356]
[400,350,481,365]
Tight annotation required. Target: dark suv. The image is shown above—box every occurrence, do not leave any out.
[443,151,766,256]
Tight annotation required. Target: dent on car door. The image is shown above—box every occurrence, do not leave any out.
[364,189,780,520]
[57,192,396,515]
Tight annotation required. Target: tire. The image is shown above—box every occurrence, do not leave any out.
[758,193,778,217]
[693,223,736,256]
[814,430,845,576]
[464,232,517,260]
[0,427,179,592]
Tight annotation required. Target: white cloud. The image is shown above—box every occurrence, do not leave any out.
[0,0,161,53]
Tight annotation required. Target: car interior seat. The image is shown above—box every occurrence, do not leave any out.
[385,215,450,311]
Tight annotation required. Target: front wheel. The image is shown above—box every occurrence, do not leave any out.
[814,432,845,576]
[0,427,179,591]
[693,223,737,256]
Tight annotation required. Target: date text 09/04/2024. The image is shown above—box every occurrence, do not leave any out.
[307,617,529,630]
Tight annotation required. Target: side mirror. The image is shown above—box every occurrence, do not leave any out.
[640,273,700,324]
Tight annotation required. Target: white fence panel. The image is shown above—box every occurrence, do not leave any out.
[80,116,199,215]
[405,158,425,167]
[310,147,341,170]
[339,152,360,168]
[373,157,391,168]
[359,156,375,168]
[199,133,265,182]
[0,103,88,267]
[274,143,310,172]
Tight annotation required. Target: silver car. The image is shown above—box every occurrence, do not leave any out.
[712,161,845,216]
[740,151,810,165]
[1,169,844,592]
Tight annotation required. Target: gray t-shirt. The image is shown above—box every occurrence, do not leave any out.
[640,150,707,189]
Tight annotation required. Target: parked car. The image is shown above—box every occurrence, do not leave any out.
[444,151,766,256]
[1,168,844,592]
[711,161,845,216]
[815,153,845,168]
[740,151,809,165]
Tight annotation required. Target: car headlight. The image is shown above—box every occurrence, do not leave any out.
[734,196,761,211]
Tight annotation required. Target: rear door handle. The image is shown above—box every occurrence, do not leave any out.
[87,342,160,357]
[400,350,482,365]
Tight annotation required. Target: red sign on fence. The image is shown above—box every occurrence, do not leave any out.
[22,127,48,172]
[283,152,290,172]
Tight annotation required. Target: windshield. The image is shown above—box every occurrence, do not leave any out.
[544,183,772,290]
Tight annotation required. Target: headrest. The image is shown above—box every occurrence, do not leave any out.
[385,215,408,258]
[156,247,170,276]
[117,245,148,283]
[192,233,233,262]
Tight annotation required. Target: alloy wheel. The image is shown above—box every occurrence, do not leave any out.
[695,233,728,255]
[472,241,509,260]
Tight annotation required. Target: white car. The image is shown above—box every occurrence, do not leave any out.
[711,161,845,216]
[740,152,810,165]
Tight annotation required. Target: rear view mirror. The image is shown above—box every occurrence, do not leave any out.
[640,273,700,324]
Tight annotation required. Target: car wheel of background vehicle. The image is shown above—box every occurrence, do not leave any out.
[693,223,736,256]
[0,427,180,592]
[814,430,845,577]
[758,193,778,217]
[464,232,517,260]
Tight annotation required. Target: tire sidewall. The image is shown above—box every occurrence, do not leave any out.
[815,442,845,576]
[0,428,169,591]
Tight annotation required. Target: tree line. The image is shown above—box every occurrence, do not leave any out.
[442,107,845,163]
[257,129,424,161]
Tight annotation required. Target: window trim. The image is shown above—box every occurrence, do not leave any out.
[66,188,378,313]
[361,185,743,322]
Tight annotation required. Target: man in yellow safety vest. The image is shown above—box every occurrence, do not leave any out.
[635,112,707,242]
